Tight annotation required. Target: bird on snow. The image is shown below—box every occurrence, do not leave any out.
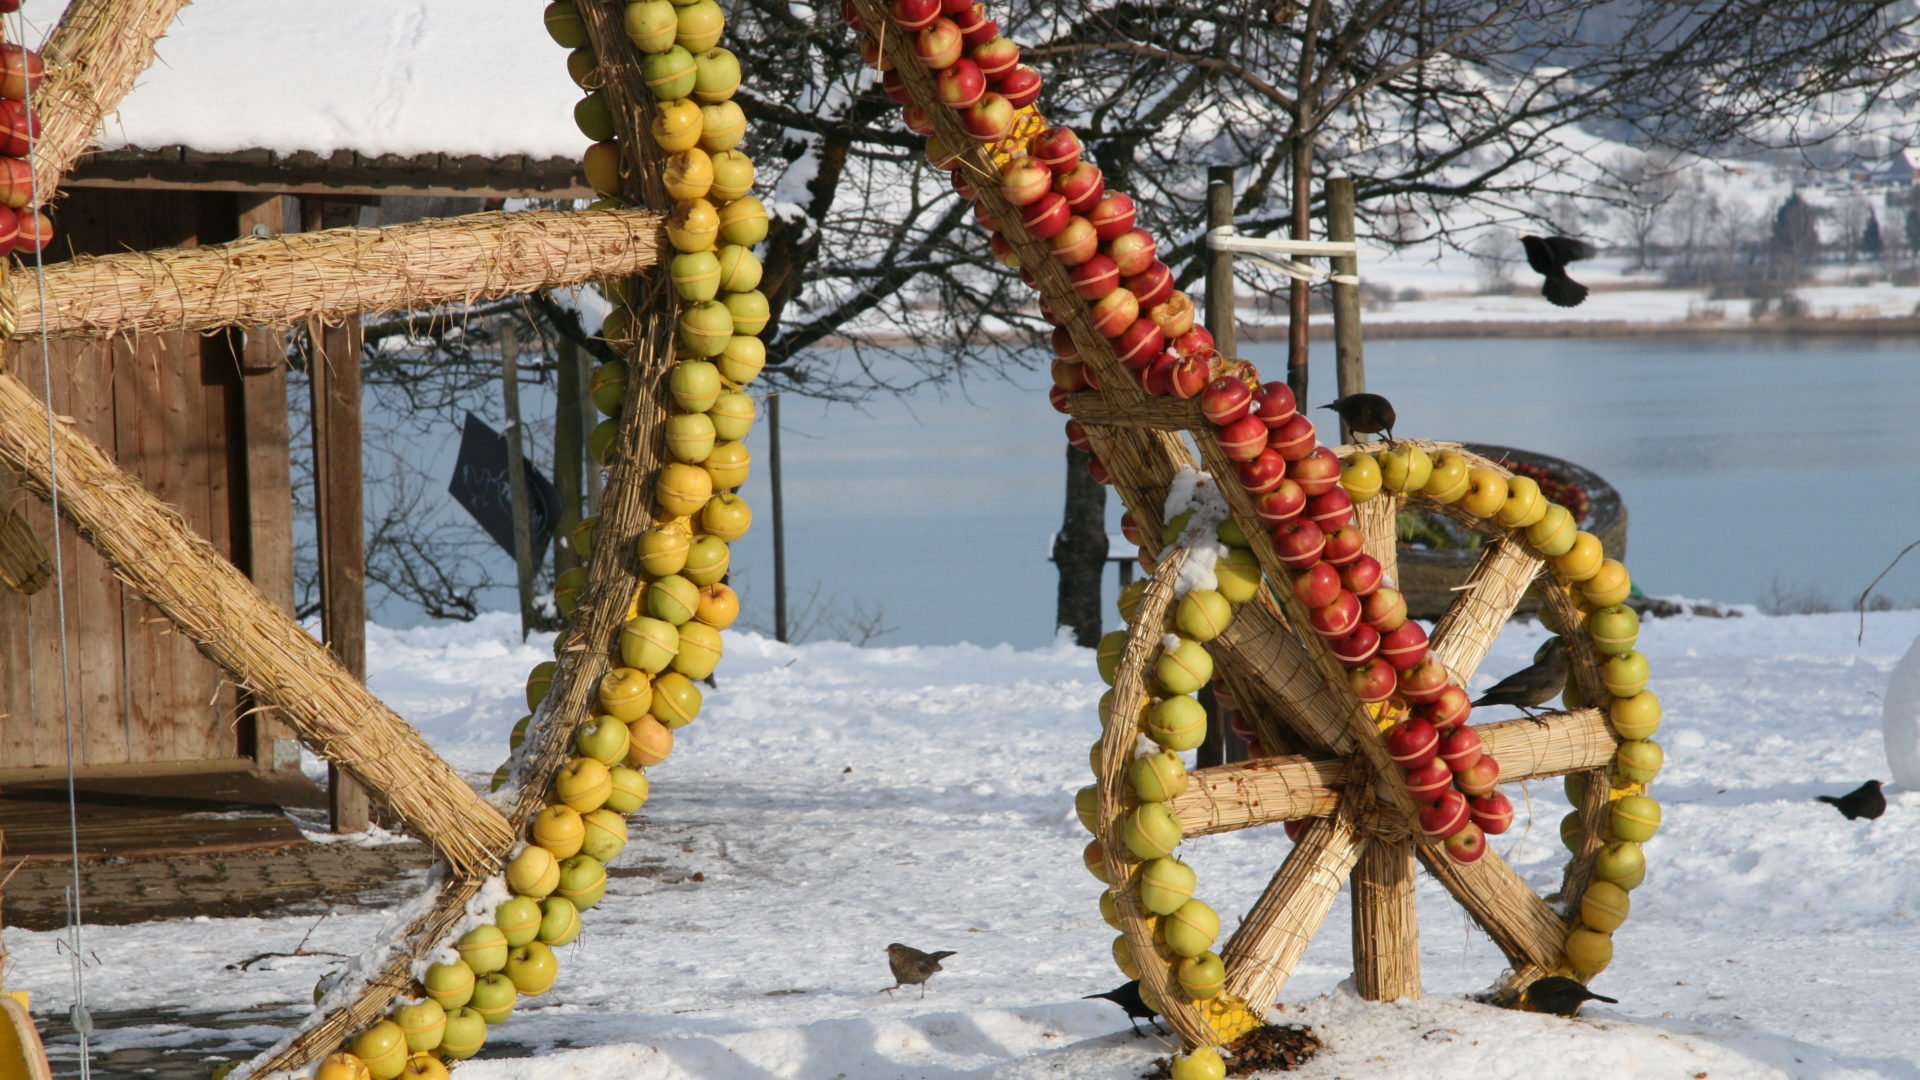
[883,943,955,997]
[1472,646,1569,718]
[1816,779,1887,821]
[1083,980,1164,1036]
[1319,392,1397,443]
[1525,975,1617,1017]
[1520,235,1596,308]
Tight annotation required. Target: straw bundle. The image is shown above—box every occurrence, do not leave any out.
[1065,392,1200,430]
[33,0,191,200]
[0,504,49,594]
[3,209,665,342]
[1426,536,1544,683]
[1350,486,1400,578]
[1539,584,1615,910]
[1170,753,1344,837]
[0,372,515,872]
[1350,840,1421,1001]
[1415,841,1567,986]
[1482,708,1614,782]
[1220,811,1361,1007]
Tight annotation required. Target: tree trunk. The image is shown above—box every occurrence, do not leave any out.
[1054,444,1108,647]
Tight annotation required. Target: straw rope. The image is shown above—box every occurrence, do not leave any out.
[4,209,664,341]
[1219,811,1361,1007]
[0,371,515,872]
[32,0,190,204]
[1350,839,1420,1001]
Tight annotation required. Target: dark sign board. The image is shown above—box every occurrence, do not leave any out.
[449,412,560,564]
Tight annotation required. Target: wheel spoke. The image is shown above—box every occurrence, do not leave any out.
[1415,845,1566,988]
[1208,601,1353,754]
[1351,838,1421,1001]
[1478,708,1615,784]
[1170,755,1346,837]
[1427,535,1545,684]
[1221,812,1363,1008]
[1351,487,1401,582]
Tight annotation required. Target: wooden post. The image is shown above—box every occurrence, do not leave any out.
[768,390,788,643]
[305,198,371,834]
[1206,167,1239,360]
[580,343,603,511]
[1327,175,1365,444]
[502,323,537,637]
[554,336,583,577]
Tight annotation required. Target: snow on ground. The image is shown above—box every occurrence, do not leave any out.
[7,609,1920,1078]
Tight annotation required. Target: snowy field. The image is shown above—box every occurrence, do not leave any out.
[7,607,1920,1078]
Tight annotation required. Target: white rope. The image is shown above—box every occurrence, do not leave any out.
[12,12,93,1074]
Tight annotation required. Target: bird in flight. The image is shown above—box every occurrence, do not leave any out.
[1520,235,1595,308]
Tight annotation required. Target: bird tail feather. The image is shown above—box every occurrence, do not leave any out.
[1543,276,1588,308]
[929,951,957,961]
[1815,795,1841,806]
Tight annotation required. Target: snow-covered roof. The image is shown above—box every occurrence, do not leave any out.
[18,0,584,161]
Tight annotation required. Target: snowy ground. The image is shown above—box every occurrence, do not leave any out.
[6,608,1920,1078]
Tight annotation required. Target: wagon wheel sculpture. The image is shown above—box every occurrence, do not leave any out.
[0,0,767,1075]
[838,0,1663,1069]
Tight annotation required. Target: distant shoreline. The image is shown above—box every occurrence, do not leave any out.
[1277,314,1920,340]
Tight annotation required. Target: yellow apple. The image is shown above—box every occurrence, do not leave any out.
[532,804,586,859]
[504,941,560,996]
[597,667,653,722]
[1495,474,1547,528]
[1459,468,1508,518]
[1340,452,1383,502]
[553,757,614,814]
[1526,502,1577,556]
[1378,443,1432,492]
[1422,451,1471,502]
[505,844,560,898]
[1552,531,1605,581]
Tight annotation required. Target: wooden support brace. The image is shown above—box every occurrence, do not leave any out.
[32,0,194,203]
[1350,838,1421,1001]
[1220,812,1361,1009]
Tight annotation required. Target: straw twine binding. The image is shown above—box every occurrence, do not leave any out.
[4,209,664,341]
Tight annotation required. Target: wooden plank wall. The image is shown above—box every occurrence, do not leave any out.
[0,189,295,771]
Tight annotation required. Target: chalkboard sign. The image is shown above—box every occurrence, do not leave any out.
[449,412,561,564]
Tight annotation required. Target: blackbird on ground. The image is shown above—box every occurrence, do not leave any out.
[1319,393,1397,443]
[883,943,955,997]
[1083,980,1164,1036]
[1816,779,1887,821]
[1472,646,1569,718]
[1520,235,1595,308]
[1525,975,1617,1017]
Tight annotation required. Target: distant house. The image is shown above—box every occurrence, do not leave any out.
[1870,148,1917,188]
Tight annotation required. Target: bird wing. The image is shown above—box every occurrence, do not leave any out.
[1520,234,1555,275]
[1544,236,1595,264]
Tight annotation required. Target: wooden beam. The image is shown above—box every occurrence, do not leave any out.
[1065,392,1201,430]
[6,209,664,340]
[32,0,192,203]
[64,148,591,200]
[0,370,514,869]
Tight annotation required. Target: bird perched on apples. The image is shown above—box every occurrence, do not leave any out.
[883,943,955,997]
[1319,392,1396,444]
[1816,779,1886,820]
[1472,645,1568,718]
[1520,235,1595,308]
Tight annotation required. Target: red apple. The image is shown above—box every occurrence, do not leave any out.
[998,64,1041,108]
[901,103,937,135]
[1386,718,1439,770]
[1087,453,1111,485]
[1288,448,1341,496]
[1064,419,1092,452]
[1420,790,1470,838]
[893,0,940,30]
[1048,384,1071,413]
[1283,818,1306,841]
[1216,415,1268,462]
[1235,449,1286,495]
[1038,297,1066,326]
[1173,326,1216,359]
[1148,292,1196,338]
[1167,354,1210,399]
[1378,620,1429,671]
[914,19,965,68]
[1306,489,1354,534]
[1046,215,1097,265]
[1089,287,1140,338]
[954,4,998,46]
[1361,586,1408,633]
[999,157,1054,205]
[1270,520,1326,570]
[881,70,913,105]
[1403,758,1453,801]
[1050,326,1078,359]
[974,200,1001,234]
[1141,352,1177,396]
[1331,623,1381,666]
[1339,555,1383,597]
[1081,361,1102,391]
[0,205,17,257]
[1438,724,1483,772]
[1054,162,1104,213]
[1422,686,1472,731]
[939,0,970,11]
[0,156,29,209]
[1021,192,1071,239]
[953,165,978,195]
[1255,480,1306,524]
[1123,262,1173,309]
[1397,656,1450,703]
[1309,590,1362,639]
[935,58,985,107]
[971,36,1020,79]
[1455,754,1501,797]
[1254,381,1298,427]
[1120,512,1145,547]
[0,100,38,158]
[842,0,867,30]
[1029,126,1082,172]
[1320,524,1364,566]
[1107,228,1158,276]
[1443,822,1487,863]
[1293,560,1342,609]
[1070,255,1120,299]
[861,37,892,71]
[1112,319,1163,368]
[988,230,1019,266]
[962,93,1014,141]
[1050,356,1089,392]
[1201,376,1253,426]
[1468,791,1514,835]
[1270,414,1318,460]
[1089,192,1137,240]
[1348,655,1398,704]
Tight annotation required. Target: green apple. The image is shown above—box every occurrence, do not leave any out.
[1215,516,1249,548]
[1559,809,1586,854]
[1139,856,1196,915]
[525,661,557,711]
[702,441,751,492]
[1176,950,1226,1001]
[350,1019,409,1080]
[553,756,614,813]
[681,534,731,586]
[1377,443,1432,492]
[666,411,717,465]
[1128,750,1188,802]
[583,140,620,197]
[606,765,649,813]
[1564,926,1613,976]
[1122,803,1182,860]
[466,972,518,1025]
[670,250,722,303]
[565,48,598,88]
[508,714,531,751]
[642,45,698,100]
[722,289,770,335]
[1099,890,1123,930]
[714,244,761,293]
[672,621,723,679]
[1422,451,1471,503]
[1526,502,1577,557]
[649,670,703,728]
[1073,785,1100,833]
[543,0,586,47]
[1155,638,1214,696]
[620,616,680,674]
[700,492,752,542]
[646,573,702,626]
[581,806,629,863]
[1162,898,1220,958]
[716,193,766,244]
[1614,738,1663,784]
[600,305,632,342]
[503,941,560,998]
[1212,547,1261,604]
[1147,695,1207,751]
[1169,1047,1227,1080]
[391,1000,446,1054]
[715,334,765,384]
[554,566,588,617]
[1609,690,1662,740]
[597,668,652,723]
[1160,510,1195,545]
[589,417,619,466]
[622,0,678,51]
[1580,880,1631,933]
[590,359,627,417]
[674,0,725,52]
[537,896,582,946]
[679,301,735,357]
[422,960,475,1011]
[1095,630,1129,684]
[556,853,609,910]
[532,804,586,859]
[1587,604,1640,656]
[576,715,633,766]
[574,93,614,142]
[708,392,755,443]
[1601,649,1649,697]
[437,1007,487,1060]
[625,716,674,767]
[1610,794,1661,843]
[495,896,543,948]
[691,48,742,103]
[1592,839,1646,890]
[571,514,597,560]
[638,524,692,577]
[455,926,510,976]
[670,360,724,412]
[1174,589,1232,642]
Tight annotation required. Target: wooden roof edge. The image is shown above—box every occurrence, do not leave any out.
[61,144,593,200]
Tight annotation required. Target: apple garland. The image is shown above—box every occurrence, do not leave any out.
[0,32,56,263]
[312,3,765,1076]
[843,0,1659,1058]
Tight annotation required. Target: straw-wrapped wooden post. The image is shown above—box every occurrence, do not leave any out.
[32,0,192,201]
[1171,754,1345,837]
[1220,812,1361,1006]
[1426,535,1544,683]
[5,209,664,341]
[1542,583,1615,910]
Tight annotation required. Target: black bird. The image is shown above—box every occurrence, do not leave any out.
[1084,980,1164,1036]
[1319,393,1396,443]
[1525,975,1617,1017]
[1520,235,1596,308]
[883,943,956,997]
[1472,647,1569,718]
[1816,779,1887,821]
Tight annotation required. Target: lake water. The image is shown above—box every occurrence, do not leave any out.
[716,335,1920,647]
